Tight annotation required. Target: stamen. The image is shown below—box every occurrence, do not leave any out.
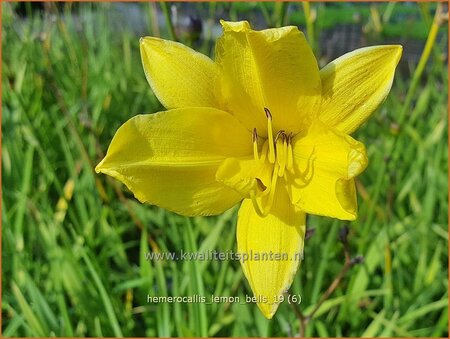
[279,135,288,177]
[283,135,288,160]
[287,134,294,172]
[264,108,275,164]
[276,137,284,172]
[259,141,269,163]
[265,163,279,212]
[252,128,259,161]
[252,128,258,142]
[274,130,285,144]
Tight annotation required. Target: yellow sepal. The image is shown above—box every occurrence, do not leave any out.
[96,108,252,216]
[320,45,402,133]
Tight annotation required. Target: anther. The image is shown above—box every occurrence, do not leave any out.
[274,130,285,144]
[264,107,272,120]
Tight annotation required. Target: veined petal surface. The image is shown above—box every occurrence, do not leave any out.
[96,108,252,216]
[140,37,220,109]
[237,186,306,319]
[216,20,321,135]
[319,45,402,134]
[289,122,368,220]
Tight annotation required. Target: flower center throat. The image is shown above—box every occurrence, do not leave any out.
[250,108,295,217]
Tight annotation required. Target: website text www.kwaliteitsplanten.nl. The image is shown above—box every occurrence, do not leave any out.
[144,250,304,263]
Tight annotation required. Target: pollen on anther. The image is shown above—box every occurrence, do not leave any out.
[264,107,272,120]
[252,128,258,142]
[274,130,285,144]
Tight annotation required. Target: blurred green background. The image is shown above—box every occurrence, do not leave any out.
[2,1,448,337]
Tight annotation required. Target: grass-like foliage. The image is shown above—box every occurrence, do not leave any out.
[2,2,448,337]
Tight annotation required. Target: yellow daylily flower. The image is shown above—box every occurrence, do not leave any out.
[96,20,402,319]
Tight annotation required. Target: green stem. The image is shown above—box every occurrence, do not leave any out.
[362,1,444,271]
[147,2,160,37]
[382,2,396,23]
[380,6,444,314]
[200,2,217,55]
[418,2,432,26]
[259,2,272,27]
[377,2,443,171]
[274,2,287,28]
[160,2,177,41]
[229,3,238,22]
[379,2,443,186]
[419,3,445,72]
[398,3,442,125]
[302,2,315,53]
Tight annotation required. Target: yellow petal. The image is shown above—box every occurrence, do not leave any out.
[220,20,250,32]
[140,37,220,109]
[216,20,321,135]
[237,186,306,319]
[289,122,368,220]
[319,45,402,134]
[216,157,272,197]
[96,108,252,216]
